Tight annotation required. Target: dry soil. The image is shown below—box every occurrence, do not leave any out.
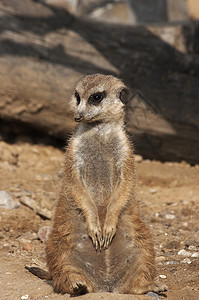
[0,141,198,300]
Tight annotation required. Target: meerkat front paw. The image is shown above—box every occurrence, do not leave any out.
[87,220,102,250]
[102,220,116,249]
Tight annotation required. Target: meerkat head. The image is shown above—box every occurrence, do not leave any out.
[70,74,130,123]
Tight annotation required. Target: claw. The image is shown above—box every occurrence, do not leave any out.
[88,227,102,251]
[102,225,116,249]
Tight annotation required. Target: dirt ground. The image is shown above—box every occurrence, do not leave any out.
[0,140,198,300]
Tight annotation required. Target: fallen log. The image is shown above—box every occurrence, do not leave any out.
[0,0,199,163]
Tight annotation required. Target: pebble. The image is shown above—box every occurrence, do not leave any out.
[147,292,161,300]
[168,261,178,265]
[156,256,166,263]
[38,226,52,242]
[182,222,188,227]
[150,188,157,194]
[191,252,199,258]
[0,191,20,209]
[181,258,191,264]
[18,232,38,243]
[22,243,33,251]
[21,295,29,300]
[159,274,167,279]
[177,249,192,257]
[188,245,197,251]
[165,214,175,220]
[162,261,178,265]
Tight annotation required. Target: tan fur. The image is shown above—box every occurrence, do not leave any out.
[46,74,167,295]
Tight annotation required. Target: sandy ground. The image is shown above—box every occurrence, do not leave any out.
[0,141,199,300]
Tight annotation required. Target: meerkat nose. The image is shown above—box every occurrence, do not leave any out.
[74,113,83,122]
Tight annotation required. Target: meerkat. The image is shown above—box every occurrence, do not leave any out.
[45,74,167,296]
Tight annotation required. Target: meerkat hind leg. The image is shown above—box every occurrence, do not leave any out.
[130,282,168,295]
[58,272,93,296]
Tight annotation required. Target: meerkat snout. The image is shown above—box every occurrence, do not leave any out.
[74,112,83,122]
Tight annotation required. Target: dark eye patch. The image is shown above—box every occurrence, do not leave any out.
[88,91,106,105]
[75,91,81,105]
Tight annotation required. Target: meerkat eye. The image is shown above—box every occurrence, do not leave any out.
[88,91,106,105]
[75,91,81,105]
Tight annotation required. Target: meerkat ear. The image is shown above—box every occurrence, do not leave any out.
[119,87,130,104]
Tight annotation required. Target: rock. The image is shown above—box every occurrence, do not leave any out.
[165,214,175,220]
[191,252,199,258]
[177,249,192,257]
[22,243,33,251]
[162,261,178,265]
[147,292,161,300]
[168,261,178,265]
[188,245,198,251]
[0,191,20,209]
[181,258,191,264]
[182,222,188,227]
[19,196,52,220]
[21,295,29,300]
[38,226,52,242]
[18,232,38,244]
[159,274,167,279]
[150,188,158,194]
[156,256,166,263]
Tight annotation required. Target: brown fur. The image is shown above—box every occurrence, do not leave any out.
[46,74,167,296]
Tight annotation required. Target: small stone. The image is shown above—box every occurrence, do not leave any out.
[21,295,29,300]
[165,214,175,220]
[159,274,167,279]
[168,261,178,265]
[177,249,192,257]
[181,258,191,264]
[19,232,38,242]
[191,252,199,258]
[38,226,52,242]
[147,292,161,300]
[0,191,20,209]
[150,188,157,194]
[188,245,197,251]
[182,222,188,227]
[22,243,33,251]
[156,256,166,263]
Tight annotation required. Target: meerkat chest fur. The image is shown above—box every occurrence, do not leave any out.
[73,122,129,204]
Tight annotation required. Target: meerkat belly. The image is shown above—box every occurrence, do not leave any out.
[71,212,138,291]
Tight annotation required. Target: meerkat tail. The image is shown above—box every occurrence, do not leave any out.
[25,266,52,280]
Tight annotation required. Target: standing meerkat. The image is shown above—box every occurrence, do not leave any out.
[45,74,167,295]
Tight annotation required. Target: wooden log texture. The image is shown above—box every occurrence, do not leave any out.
[0,0,199,163]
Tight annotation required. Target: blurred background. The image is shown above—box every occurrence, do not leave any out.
[0,0,199,163]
